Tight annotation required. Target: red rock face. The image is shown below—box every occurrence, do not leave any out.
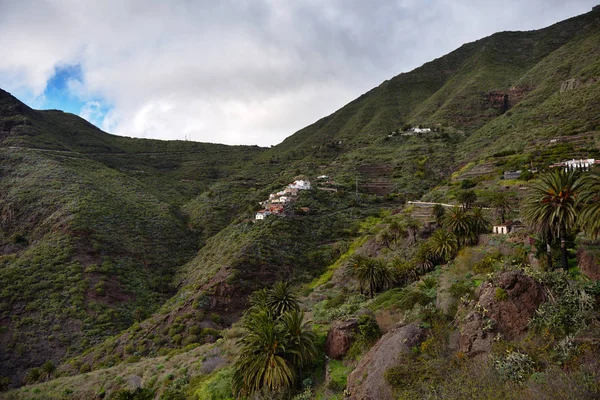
[484,86,533,114]
[459,270,546,357]
[325,319,359,360]
[346,324,426,400]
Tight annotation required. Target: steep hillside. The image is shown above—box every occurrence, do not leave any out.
[2,6,600,394]
[0,90,266,386]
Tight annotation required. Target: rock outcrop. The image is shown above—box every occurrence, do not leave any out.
[577,246,600,281]
[459,270,546,358]
[325,319,359,359]
[346,324,425,400]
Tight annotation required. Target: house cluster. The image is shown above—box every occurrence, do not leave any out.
[388,126,433,137]
[550,158,599,171]
[255,180,311,220]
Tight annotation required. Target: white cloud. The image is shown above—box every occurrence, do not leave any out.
[0,0,597,146]
[79,100,103,124]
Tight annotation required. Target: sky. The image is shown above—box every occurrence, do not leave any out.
[0,0,597,146]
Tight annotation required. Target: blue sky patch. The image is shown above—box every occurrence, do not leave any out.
[41,63,108,128]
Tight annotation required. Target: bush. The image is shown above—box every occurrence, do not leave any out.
[193,368,234,400]
[493,350,535,382]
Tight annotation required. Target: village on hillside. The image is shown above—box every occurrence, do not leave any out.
[255,179,311,220]
[255,176,338,220]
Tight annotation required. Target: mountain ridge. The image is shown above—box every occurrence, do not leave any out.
[1,6,600,394]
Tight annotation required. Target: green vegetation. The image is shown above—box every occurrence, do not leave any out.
[2,5,600,398]
[232,285,318,397]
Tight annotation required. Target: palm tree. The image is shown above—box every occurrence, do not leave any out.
[345,256,396,298]
[579,172,600,239]
[266,281,300,318]
[281,310,318,367]
[428,229,459,264]
[233,310,295,396]
[431,204,446,225]
[443,205,473,246]
[470,207,491,244]
[490,192,512,224]
[233,306,318,397]
[345,254,371,295]
[523,169,582,270]
[414,241,435,275]
[457,190,477,209]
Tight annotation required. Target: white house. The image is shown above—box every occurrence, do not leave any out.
[412,127,431,133]
[493,222,512,234]
[255,210,272,220]
[288,180,311,190]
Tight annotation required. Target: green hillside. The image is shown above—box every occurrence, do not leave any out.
[1,6,600,397]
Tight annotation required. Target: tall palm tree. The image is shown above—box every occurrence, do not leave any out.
[470,207,491,244]
[443,205,473,246]
[266,281,300,318]
[457,190,477,210]
[579,172,600,239]
[345,254,371,295]
[233,310,295,396]
[281,310,318,367]
[523,169,582,270]
[432,204,446,225]
[345,256,396,298]
[233,306,318,397]
[490,192,512,224]
[414,241,435,274]
[428,229,459,264]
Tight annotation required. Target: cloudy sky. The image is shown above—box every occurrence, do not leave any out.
[0,0,597,146]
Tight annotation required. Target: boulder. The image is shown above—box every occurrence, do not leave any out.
[325,319,359,359]
[346,324,425,400]
[459,270,546,357]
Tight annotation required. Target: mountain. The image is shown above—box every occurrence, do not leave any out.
[1,6,600,395]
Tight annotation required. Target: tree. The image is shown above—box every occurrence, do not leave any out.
[345,254,371,295]
[345,256,396,298]
[523,169,582,271]
[266,281,300,318]
[579,172,600,239]
[40,361,56,382]
[233,288,317,397]
[431,204,446,225]
[490,192,512,224]
[428,229,459,264]
[414,241,435,275]
[443,205,473,246]
[280,310,318,367]
[457,190,477,209]
[470,207,491,244]
[233,310,295,396]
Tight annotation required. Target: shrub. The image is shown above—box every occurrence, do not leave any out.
[182,335,199,346]
[79,363,91,373]
[495,288,508,301]
[194,368,234,400]
[493,350,535,382]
